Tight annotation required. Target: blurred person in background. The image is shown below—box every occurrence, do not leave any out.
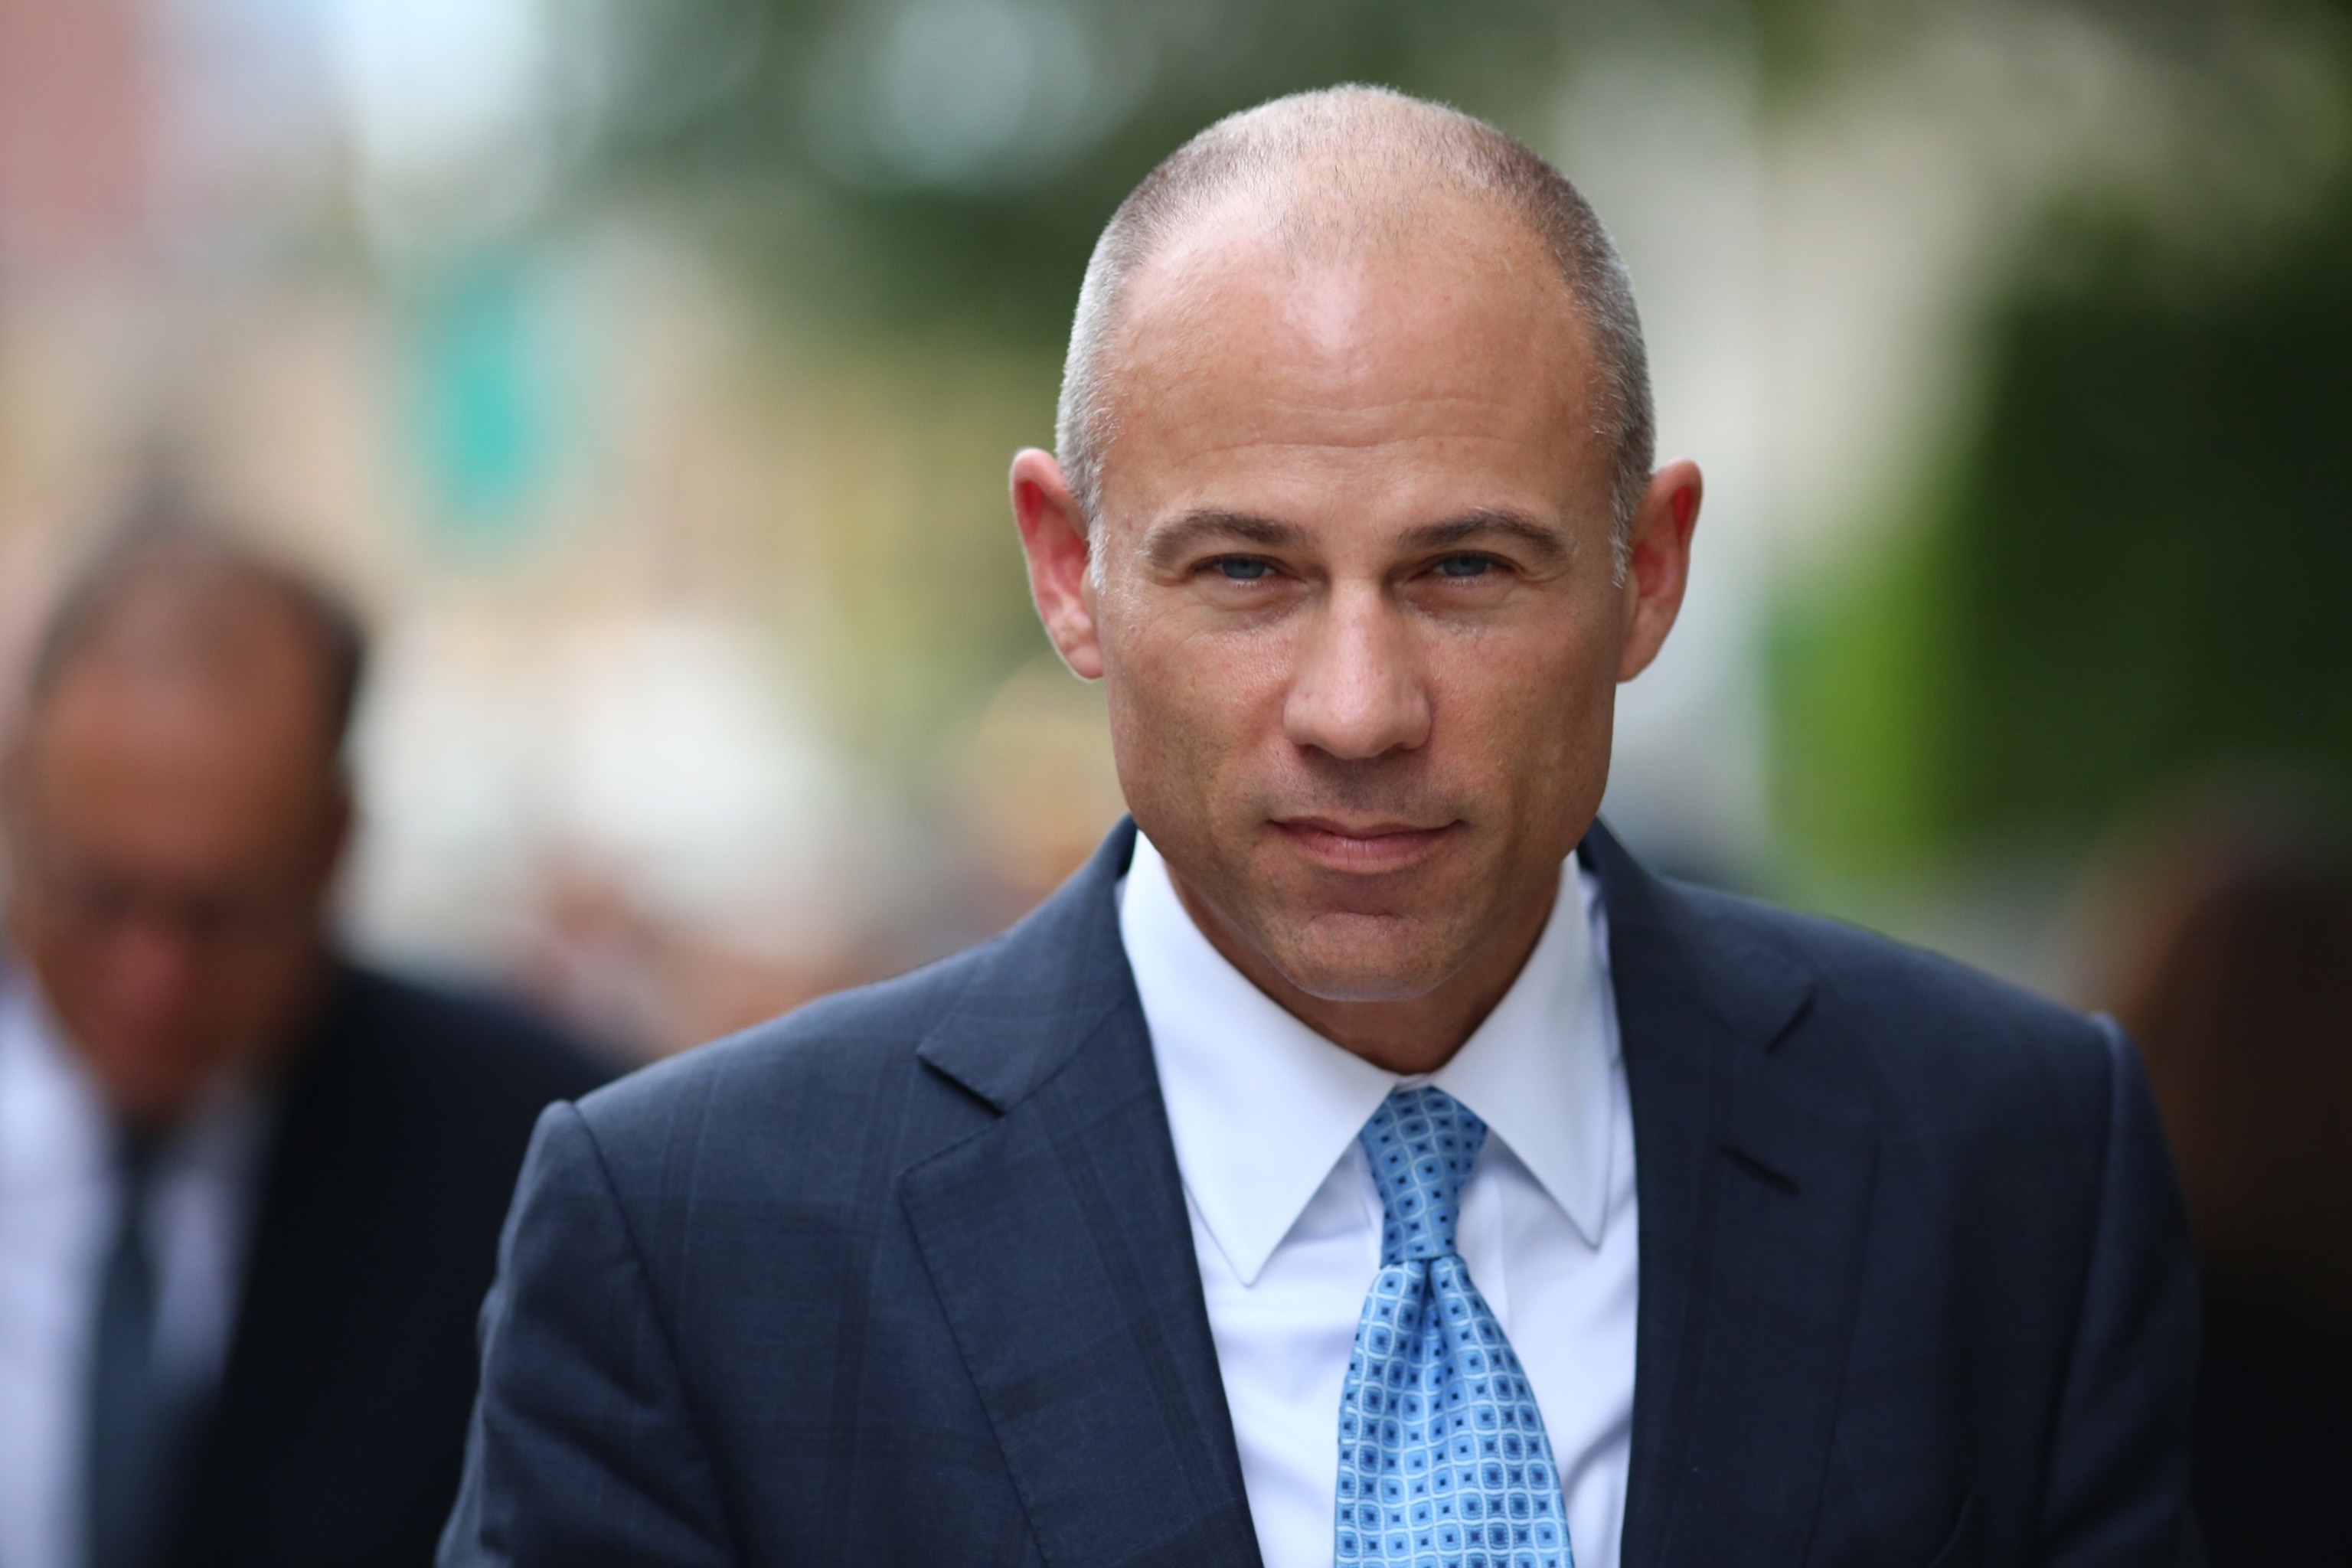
[2079,778,2352,1567]
[0,528,608,1568]
[445,88,2196,1568]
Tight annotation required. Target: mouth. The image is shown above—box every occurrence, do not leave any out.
[1267,815,1462,874]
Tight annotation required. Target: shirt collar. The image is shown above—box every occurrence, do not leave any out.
[1120,831,1617,1287]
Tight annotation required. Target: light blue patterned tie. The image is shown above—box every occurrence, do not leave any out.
[1334,1084,1573,1568]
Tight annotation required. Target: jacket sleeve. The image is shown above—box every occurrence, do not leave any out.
[2038,1017,2202,1566]
[439,1102,736,1567]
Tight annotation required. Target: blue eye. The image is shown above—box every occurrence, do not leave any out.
[1214,557,1273,581]
[1436,554,1492,578]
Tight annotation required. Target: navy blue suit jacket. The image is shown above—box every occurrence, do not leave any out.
[170,962,609,1567]
[441,822,2197,1566]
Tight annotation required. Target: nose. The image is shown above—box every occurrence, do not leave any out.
[1282,581,1432,760]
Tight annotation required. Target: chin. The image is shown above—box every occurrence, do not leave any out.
[1268,914,1456,1004]
[87,1038,227,1126]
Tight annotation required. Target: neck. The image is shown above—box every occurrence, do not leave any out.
[1168,871,1560,1076]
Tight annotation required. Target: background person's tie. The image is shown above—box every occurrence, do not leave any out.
[1335,1084,1573,1568]
[84,1131,171,1568]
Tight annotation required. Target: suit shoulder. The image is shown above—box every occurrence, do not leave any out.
[564,936,1004,1178]
[1665,880,2118,1113]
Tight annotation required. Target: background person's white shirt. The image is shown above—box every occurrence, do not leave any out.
[1120,832,1638,1568]
[0,965,270,1568]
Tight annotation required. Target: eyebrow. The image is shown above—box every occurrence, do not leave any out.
[1397,508,1570,564]
[1142,511,1309,572]
[1143,506,1571,572]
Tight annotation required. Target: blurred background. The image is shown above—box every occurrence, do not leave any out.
[4,0,2347,1042]
[2,0,2347,1554]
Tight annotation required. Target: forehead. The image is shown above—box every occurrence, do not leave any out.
[23,618,335,874]
[1098,193,1610,531]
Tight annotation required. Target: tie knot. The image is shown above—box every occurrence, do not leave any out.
[1359,1084,1487,1263]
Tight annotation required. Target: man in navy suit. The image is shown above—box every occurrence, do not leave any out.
[0,528,608,1568]
[443,87,2197,1567]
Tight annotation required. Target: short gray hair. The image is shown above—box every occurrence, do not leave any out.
[1054,85,1655,558]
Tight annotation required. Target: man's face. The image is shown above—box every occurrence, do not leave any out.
[2,647,346,1127]
[1061,202,1671,1008]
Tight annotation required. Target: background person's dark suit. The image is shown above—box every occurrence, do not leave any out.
[442,822,2197,1567]
[165,960,608,1568]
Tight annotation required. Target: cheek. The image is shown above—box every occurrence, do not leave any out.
[1432,620,1619,789]
[1103,615,1289,805]
[219,942,313,1027]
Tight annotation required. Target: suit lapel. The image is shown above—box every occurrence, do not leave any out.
[902,823,1263,1568]
[1587,827,1880,1568]
[899,818,1876,1568]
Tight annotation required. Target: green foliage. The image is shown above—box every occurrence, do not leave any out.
[1788,188,2352,869]
[578,0,1598,340]
[1771,511,1958,877]
[1937,199,2352,839]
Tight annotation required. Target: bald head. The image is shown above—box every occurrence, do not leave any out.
[3,531,365,1126]
[27,531,366,756]
[1056,85,1654,546]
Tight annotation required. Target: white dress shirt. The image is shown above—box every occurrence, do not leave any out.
[1120,832,1638,1568]
[0,965,271,1568]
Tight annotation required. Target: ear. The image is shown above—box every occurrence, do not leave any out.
[1010,449,1105,681]
[1616,458,1703,683]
